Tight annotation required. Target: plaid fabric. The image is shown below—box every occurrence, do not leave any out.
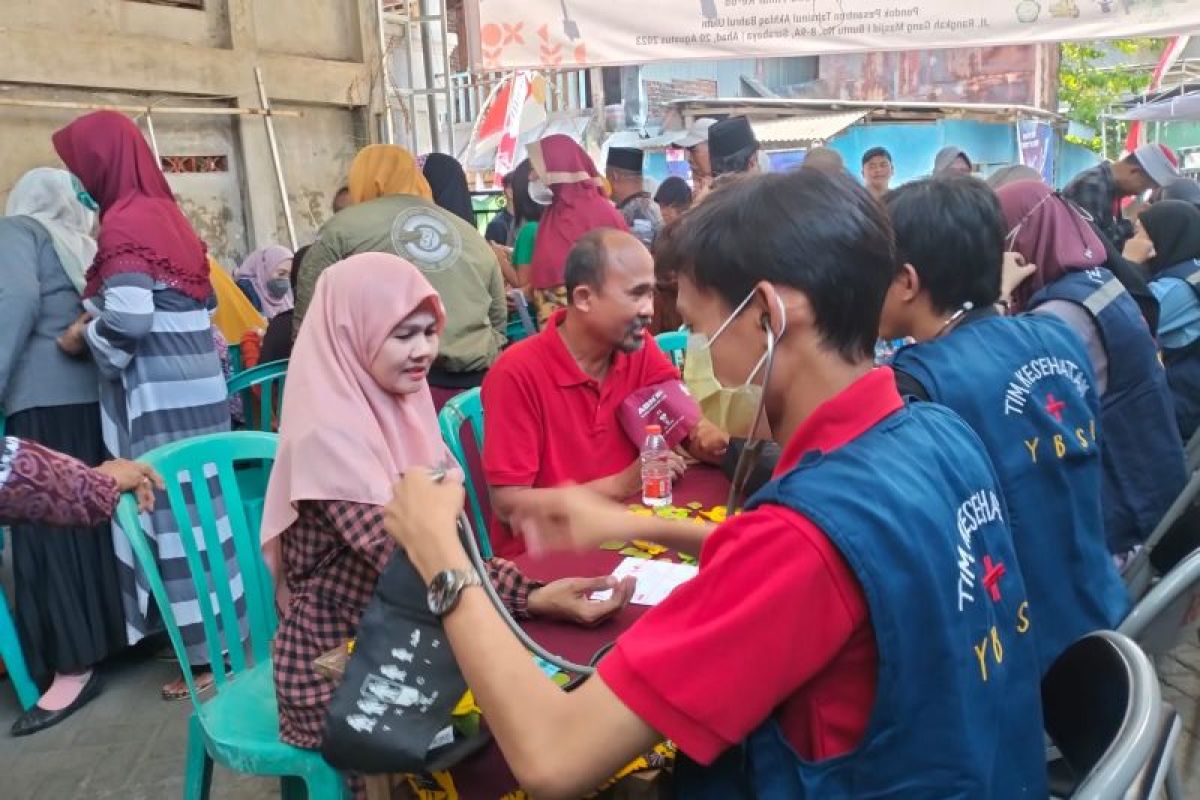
[274,499,540,749]
[1063,163,1133,248]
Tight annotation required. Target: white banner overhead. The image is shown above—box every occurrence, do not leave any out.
[472,0,1200,69]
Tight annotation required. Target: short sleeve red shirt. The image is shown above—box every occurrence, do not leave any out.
[598,368,903,766]
[482,310,680,554]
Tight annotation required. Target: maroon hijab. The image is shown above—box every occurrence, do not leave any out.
[995,180,1106,312]
[53,110,210,302]
[526,135,628,289]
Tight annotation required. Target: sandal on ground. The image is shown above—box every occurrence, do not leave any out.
[161,667,215,701]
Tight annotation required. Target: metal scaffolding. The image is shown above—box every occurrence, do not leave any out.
[381,0,455,154]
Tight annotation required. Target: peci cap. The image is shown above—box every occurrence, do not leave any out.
[708,116,759,162]
[671,118,717,148]
[607,146,644,173]
[1133,143,1182,187]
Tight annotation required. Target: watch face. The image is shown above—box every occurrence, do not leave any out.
[427,570,463,616]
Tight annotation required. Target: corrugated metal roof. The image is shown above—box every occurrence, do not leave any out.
[751,111,869,145]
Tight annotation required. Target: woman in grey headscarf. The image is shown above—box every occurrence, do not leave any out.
[0,168,127,736]
[933,146,973,177]
[986,164,1041,189]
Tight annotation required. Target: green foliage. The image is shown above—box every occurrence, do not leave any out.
[1059,39,1162,156]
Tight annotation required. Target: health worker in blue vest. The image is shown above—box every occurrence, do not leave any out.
[1124,200,1200,442]
[382,169,1048,799]
[882,176,1129,673]
[997,180,1187,559]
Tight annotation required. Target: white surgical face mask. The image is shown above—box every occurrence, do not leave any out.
[528,179,554,206]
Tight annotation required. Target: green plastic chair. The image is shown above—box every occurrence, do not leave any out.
[654,329,689,368]
[112,431,347,800]
[505,289,537,344]
[437,388,493,558]
[227,360,288,433]
[228,343,244,376]
[0,412,38,711]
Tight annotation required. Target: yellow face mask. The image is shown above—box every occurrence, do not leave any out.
[681,288,781,440]
[683,333,764,439]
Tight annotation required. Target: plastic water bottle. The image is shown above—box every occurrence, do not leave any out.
[641,425,673,508]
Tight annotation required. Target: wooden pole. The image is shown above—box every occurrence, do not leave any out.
[0,97,301,117]
[254,67,299,251]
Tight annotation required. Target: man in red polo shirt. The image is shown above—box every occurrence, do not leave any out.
[385,170,1046,799]
[482,228,727,555]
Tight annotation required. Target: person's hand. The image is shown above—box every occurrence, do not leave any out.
[527,575,636,626]
[57,312,93,357]
[617,452,688,497]
[1000,252,1037,305]
[96,459,164,512]
[511,486,636,554]
[383,467,468,580]
[489,242,513,268]
[1122,234,1156,265]
[686,418,730,465]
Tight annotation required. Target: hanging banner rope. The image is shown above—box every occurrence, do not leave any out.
[472,0,1200,70]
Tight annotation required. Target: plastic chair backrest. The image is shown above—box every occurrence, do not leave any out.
[1123,469,1200,600]
[654,330,688,368]
[1119,547,1200,655]
[437,388,492,558]
[1187,428,1200,473]
[112,431,279,716]
[227,359,288,432]
[507,289,537,342]
[228,343,244,375]
[1041,630,1163,800]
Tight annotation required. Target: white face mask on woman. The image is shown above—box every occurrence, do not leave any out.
[528,179,554,206]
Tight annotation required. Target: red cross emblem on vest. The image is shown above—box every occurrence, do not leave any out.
[982,556,1006,602]
[1043,394,1066,422]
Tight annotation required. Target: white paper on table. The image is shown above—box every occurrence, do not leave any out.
[590,557,699,606]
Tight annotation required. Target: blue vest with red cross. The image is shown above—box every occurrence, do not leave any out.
[1029,267,1187,553]
[673,400,1047,800]
[1153,259,1200,441]
[892,313,1129,674]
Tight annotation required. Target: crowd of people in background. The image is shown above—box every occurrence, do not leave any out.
[3,103,1200,799]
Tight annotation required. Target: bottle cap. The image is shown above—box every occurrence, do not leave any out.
[645,424,662,434]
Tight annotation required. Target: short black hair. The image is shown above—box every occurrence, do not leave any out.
[711,144,758,177]
[564,229,611,298]
[501,171,515,189]
[659,169,897,362]
[654,176,693,209]
[862,147,892,166]
[884,177,1004,314]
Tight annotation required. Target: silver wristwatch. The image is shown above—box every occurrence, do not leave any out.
[426,569,483,617]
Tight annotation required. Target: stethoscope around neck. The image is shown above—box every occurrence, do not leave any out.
[430,295,785,681]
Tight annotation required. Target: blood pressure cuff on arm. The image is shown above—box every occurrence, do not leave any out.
[618,380,701,449]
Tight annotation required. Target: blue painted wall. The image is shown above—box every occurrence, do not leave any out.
[828,120,1016,184]
[1057,142,1103,188]
[641,118,1102,189]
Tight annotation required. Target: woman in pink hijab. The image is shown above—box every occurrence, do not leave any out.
[235,245,294,319]
[261,253,632,776]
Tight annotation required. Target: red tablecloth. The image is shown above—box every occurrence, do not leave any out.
[435,466,729,800]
